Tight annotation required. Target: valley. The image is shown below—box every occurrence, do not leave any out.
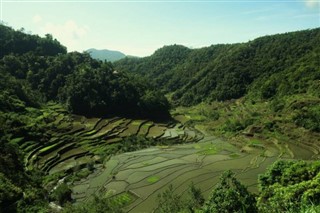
[0,24,319,212]
[18,102,318,212]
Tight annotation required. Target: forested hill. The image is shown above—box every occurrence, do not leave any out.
[0,24,170,118]
[86,48,126,62]
[0,25,67,57]
[0,24,170,212]
[114,28,320,106]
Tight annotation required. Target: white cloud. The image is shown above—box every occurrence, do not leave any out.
[304,0,320,8]
[41,20,88,51]
[32,15,42,24]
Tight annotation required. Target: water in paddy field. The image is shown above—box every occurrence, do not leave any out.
[71,135,290,212]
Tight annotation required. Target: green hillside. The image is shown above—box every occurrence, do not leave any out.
[115,28,320,106]
[1,23,319,213]
[0,24,170,212]
[0,24,170,119]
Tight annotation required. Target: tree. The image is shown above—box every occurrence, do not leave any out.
[186,182,205,212]
[203,170,257,213]
[155,184,186,213]
[50,183,72,206]
[257,160,320,213]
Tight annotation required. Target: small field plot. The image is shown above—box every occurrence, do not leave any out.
[147,126,166,138]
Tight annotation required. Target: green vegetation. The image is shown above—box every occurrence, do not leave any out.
[203,171,257,213]
[172,95,319,160]
[115,28,320,107]
[155,161,320,213]
[63,193,127,213]
[147,176,160,183]
[155,183,204,213]
[0,24,170,118]
[197,144,219,155]
[0,24,170,212]
[1,23,319,212]
[50,183,72,205]
[257,160,320,212]
[154,171,256,213]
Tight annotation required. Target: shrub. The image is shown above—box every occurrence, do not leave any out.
[202,170,257,213]
[257,160,320,213]
[50,183,72,206]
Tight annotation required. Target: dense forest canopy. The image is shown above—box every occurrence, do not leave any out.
[0,23,170,211]
[0,25,67,57]
[115,28,320,106]
[0,24,170,118]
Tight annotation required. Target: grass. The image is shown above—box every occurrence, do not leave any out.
[157,145,169,149]
[198,144,219,155]
[38,143,58,153]
[249,139,262,145]
[69,168,92,182]
[229,153,240,158]
[10,137,24,145]
[193,144,202,149]
[112,192,134,206]
[147,176,160,183]
[248,139,265,149]
[132,121,143,125]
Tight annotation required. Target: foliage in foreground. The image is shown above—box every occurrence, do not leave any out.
[63,193,130,213]
[155,161,320,213]
[203,171,257,213]
[257,160,320,213]
[155,182,205,213]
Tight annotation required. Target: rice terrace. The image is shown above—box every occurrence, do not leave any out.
[1,2,320,212]
[15,101,320,212]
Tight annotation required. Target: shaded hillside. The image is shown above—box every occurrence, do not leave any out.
[0,24,170,212]
[114,28,320,106]
[0,24,170,119]
[0,24,67,57]
[86,48,126,62]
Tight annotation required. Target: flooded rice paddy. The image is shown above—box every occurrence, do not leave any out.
[18,106,318,212]
[72,136,281,212]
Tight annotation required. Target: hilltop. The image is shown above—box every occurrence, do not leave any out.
[115,28,320,106]
[86,48,126,62]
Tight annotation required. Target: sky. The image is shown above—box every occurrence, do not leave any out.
[1,0,319,56]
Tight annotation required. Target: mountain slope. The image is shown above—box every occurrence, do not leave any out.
[0,24,67,57]
[0,24,171,211]
[86,48,126,62]
[114,28,320,106]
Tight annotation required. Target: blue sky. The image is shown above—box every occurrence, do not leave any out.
[1,0,319,56]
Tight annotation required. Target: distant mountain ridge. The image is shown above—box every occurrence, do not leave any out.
[86,48,126,62]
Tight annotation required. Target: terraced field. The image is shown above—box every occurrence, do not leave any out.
[71,136,276,212]
[16,104,320,212]
[70,128,319,212]
[18,104,203,177]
